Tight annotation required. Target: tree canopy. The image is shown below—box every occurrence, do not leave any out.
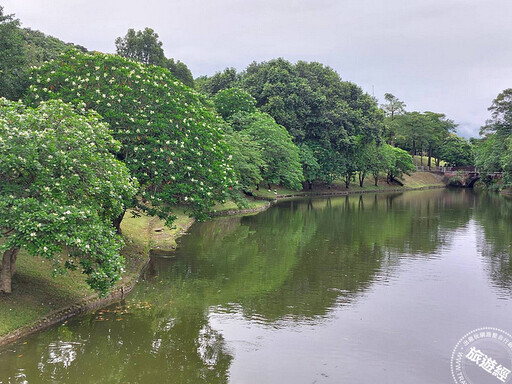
[0,7,27,100]
[26,50,235,224]
[0,7,86,101]
[115,27,195,87]
[230,112,304,190]
[199,59,385,188]
[475,89,512,185]
[213,88,257,121]
[438,135,474,166]
[381,93,406,119]
[389,111,456,167]
[0,99,137,294]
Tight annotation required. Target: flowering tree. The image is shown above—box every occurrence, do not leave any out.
[0,99,138,294]
[26,50,235,225]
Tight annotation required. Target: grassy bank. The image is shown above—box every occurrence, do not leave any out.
[0,209,194,341]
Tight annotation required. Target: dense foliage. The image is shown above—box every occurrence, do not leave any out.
[475,89,512,186]
[0,7,27,100]
[231,112,303,190]
[212,88,303,191]
[26,51,235,224]
[0,7,85,100]
[115,27,194,87]
[387,111,457,166]
[437,135,474,166]
[1,6,488,298]
[21,28,87,67]
[200,59,387,188]
[213,88,257,120]
[0,99,137,294]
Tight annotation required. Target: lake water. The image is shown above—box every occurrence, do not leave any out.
[1,189,512,383]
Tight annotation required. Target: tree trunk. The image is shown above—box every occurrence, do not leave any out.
[358,171,365,187]
[112,209,126,234]
[345,175,350,188]
[1,247,19,294]
[436,157,440,167]
[256,184,259,191]
[374,175,378,186]
[428,146,432,169]
[308,181,313,190]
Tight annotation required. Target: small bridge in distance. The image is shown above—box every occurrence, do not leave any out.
[415,166,503,187]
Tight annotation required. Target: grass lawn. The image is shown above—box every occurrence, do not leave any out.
[401,172,446,188]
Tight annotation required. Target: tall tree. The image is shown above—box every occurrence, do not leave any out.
[115,27,194,87]
[0,99,137,294]
[381,93,406,119]
[422,112,457,167]
[115,27,165,65]
[27,50,235,226]
[382,93,406,144]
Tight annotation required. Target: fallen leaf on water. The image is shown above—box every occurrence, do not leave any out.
[17,355,23,358]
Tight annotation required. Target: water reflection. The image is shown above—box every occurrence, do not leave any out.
[473,193,512,296]
[1,189,512,384]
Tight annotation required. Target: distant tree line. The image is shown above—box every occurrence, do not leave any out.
[199,60,416,190]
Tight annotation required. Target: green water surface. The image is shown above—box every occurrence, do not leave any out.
[1,189,512,383]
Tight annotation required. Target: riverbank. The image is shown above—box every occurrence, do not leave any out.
[0,172,444,347]
[253,171,446,200]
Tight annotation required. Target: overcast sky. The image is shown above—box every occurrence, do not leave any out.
[3,0,511,137]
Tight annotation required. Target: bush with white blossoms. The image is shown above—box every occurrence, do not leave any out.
[26,50,236,224]
[0,99,138,295]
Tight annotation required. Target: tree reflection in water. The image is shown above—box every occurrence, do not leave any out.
[1,188,512,384]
